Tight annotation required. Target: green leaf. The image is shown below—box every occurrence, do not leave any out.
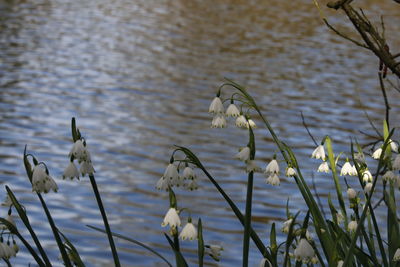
[58,231,86,267]
[325,136,347,227]
[5,186,51,266]
[197,218,204,267]
[387,183,400,264]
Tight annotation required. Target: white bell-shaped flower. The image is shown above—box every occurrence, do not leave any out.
[209,97,224,114]
[372,148,383,160]
[31,165,58,194]
[265,159,279,175]
[282,218,293,233]
[179,221,197,241]
[348,220,358,232]
[211,114,226,128]
[285,167,296,177]
[185,179,198,191]
[235,115,247,128]
[383,170,396,182]
[294,238,314,263]
[337,260,344,267]
[63,161,79,180]
[246,119,257,129]
[182,166,196,180]
[235,147,250,162]
[347,188,357,200]
[390,139,398,153]
[266,173,280,186]
[311,145,325,160]
[317,161,330,173]
[340,161,354,176]
[225,103,240,117]
[162,163,179,181]
[362,169,373,183]
[393,248,400,262]
[156,177,169,191]
[161,208,181,228]
[246,160,261,173]
[364,182,373,194]
[80,160,95,176]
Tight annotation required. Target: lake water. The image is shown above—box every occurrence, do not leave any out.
[1,0,400,266]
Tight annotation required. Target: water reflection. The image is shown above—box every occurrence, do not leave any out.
[1,0,400,265]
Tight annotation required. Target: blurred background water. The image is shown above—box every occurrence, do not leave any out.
[1,0,400,266]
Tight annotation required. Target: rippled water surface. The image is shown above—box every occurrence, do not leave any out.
[1,0,400,266]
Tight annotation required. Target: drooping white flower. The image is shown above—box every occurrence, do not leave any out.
[393,154,400,170]
[362,169,373,183]
[285,167,296,177]
[246,119,257,129]
[161,208,181,228]
[208,97,224,114]
[225,103,240,117]
[246,160,261,173]
[383,171,396,182]
[337,260,344,267]
[259,257,273,267]
[393,248,400,262]
[162,163,179,181]
[282,218,293,233]
[311,145,325,160]
[179,221,197,240]
[79,160,95,176]
[182,166,196,180]
[206,245,223,261]
[265,159,279,174]
[294,238,314,263]
[0,242,16,259]
[390,139,398,153]
[266,173,280,186]
[234,147,250,162]
[340,161,354,176]
[156,177,169,191]
[348,220,358,232]
[347,188,357,200]
[350,165,358,176]
[235,115,247,128]
[317,161,330,173]
[69,140,90,163]
[31,165,58,194]
[336,211,345,224]
[364,182,373,194]
[211,114,226,128]
[63,161,79,180]
[372,148,383,160]
[185,179,198,191]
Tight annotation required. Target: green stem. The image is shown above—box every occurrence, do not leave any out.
[37,194,72,267]
[89,174,120,267]
[242,171,254,267]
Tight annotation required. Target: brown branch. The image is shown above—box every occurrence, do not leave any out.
[323,19,369,49]
[327,2,400,79]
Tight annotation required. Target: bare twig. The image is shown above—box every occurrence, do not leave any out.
[301,112,318,146]
[378,73,391,128]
